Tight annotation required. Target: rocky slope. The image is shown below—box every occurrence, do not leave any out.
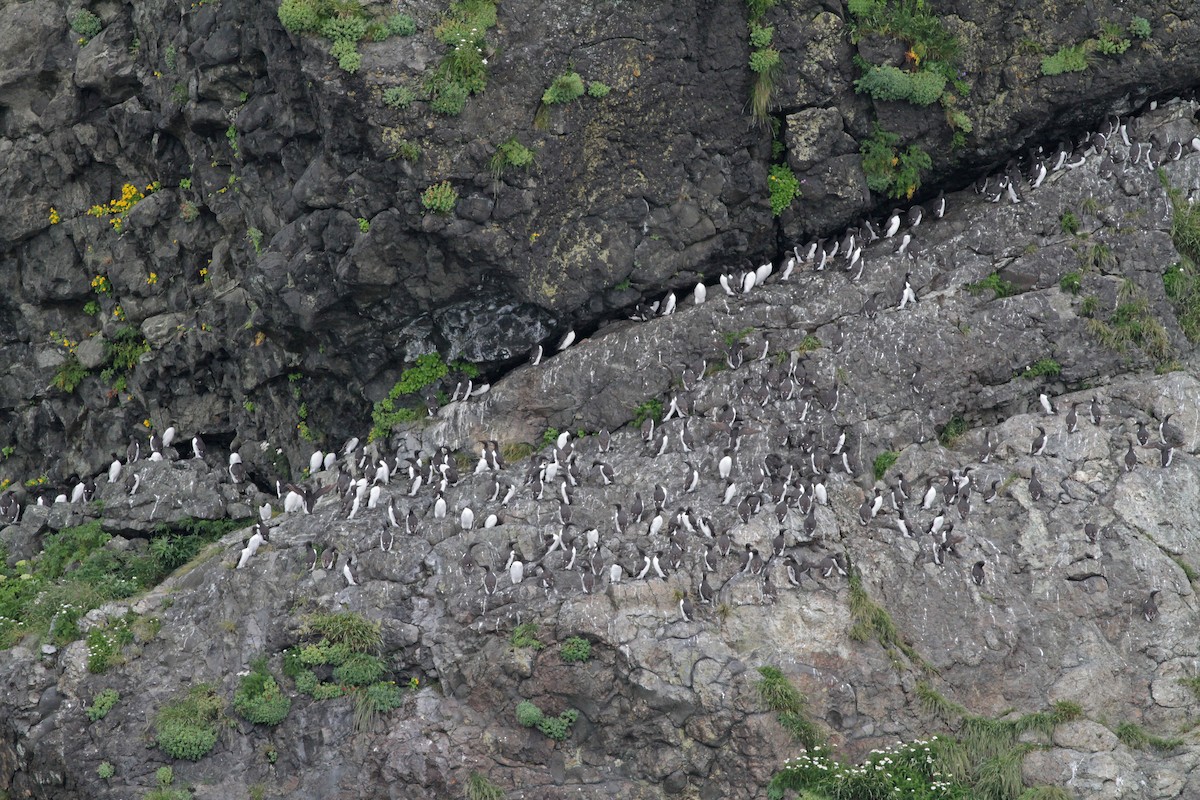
[2,0,1200,488]
[2,100,1200,798]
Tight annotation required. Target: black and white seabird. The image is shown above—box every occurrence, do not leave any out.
[971,560,985,586]
[1028,468,1043,502]
[1030,426,1047,456]
[1124,439,1138,472]
[1089,396,1102,425]
[679,594,694,622]
[1142,590,1160,622]
[1065,403,1079,434]
[305,542,318,572]
[192,435,206,460]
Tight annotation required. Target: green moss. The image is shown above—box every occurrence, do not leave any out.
[587,81,610,98]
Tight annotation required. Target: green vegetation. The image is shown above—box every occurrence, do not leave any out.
[70,9,103,39]
[155,684,223,761]
[357,217,370,233]
[354,680,404,732]
[1129,16,1151,40]
[164,44,177,70]
[53,354,88,393]
[860,123,932,200]
[848,569,930,671]
[370,352,453,440]
[768,738,965,800]
[0,518,246,647]
[97,761,114,779]
[899,683,1083,800]
[587,81,610,98]
[744,0,781,126]
[757,666,825,748]
[84,300,100,316]
[1040,44,1090,76]
[966,272,1016,299]
[1079,241,1115,272]
[233,656,291,726]
[510,622,545,650]
[873,451,899,481]
[1059,210,1080,235]
[543,71,585,105]
[489,138,535,180]
[146,764,189,800]
[426,0,497,115]
[87,689,120,722]
[100,325,150,392]
[1180,675,1200,702]
[1114,721,1182,752]
[846,0,965,131]
[1095,21,1130,55]
[466,771,505,800]
[1160,173,1200,343]
[1059,271,1082,294]
[278,0,416,74]
[382,86,414,110]
[632,398,664,427]
[938,415,968,447]
[1085,281,1171,365]
[797,335,822,352]
[421,180,459,214]
[515,700,579,741]
[767,163,800,217]
[559,636,591,663]
[1020,359,1062,379]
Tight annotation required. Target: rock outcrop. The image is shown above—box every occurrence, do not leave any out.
[2,100,1200,798]
[3,0,1200,486]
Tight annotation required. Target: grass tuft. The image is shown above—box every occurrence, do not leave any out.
[872,451,899,481]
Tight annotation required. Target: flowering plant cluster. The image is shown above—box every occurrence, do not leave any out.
[769,738,971,800]
[87,182,159,232]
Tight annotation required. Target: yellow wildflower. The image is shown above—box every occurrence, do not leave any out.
[147,272,158,285]
[49,208,60,225]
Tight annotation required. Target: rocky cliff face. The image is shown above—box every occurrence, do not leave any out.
[3,92,1200,798]
[2,0,1200,489]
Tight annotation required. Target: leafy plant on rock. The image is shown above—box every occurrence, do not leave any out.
[767,163,800,217]
[233,656,291,726]
[542,71,585,105]
[155,684,223,761]
[559,636,591,663]
[87,689,120,722]
[421,181,458,214]
[859,123,931,200]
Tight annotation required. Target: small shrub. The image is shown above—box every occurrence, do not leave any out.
[70,9,103,39]
[277,0,320,32]
[510,623,545,650]
[873,451,898,481]
[1041,45,1089,76]
[855,64,912,101]
[430,81,469,115]
[543,72,585,105]
[357,217,370,233]
[53,355,88,393]
[421,181,459,214]
[859,123,930,200]
[767,163,801,217]
[386,13,416,36]
[246,226,263,254]
[632,398,664,427]
[382,86,414,110]
[906,70,947,105]
[489,138,535,179]
[1095,21,1130,55]
[97,761,114,779]
[537,708,579,741]
[749,21,774,48]
[155,684,223,761]
[560,636,591,663]
[233,658,291,726]
[1129,16,1151,40]
[87,689,120,722]
[516,700,543,727]
[587,81,610,98]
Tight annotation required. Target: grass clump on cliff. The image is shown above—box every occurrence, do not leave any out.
[873,450,899,481]
[756,666,825,748]
[1040,44,1089,76]
[559,636,592,662]
[860,123,932,200]
[1084,281,1171,366]
[233,656,291,726]
[510,622,545,650]
[632,398,664,427]
[155,684,224,761]
[848,568,931,671]
[466,772,505,800]
[1020,358,1061,379]
[966,272,1016,299]
[543,71,585,105]
[489,138,535,180]
[1115,721,1182,752]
